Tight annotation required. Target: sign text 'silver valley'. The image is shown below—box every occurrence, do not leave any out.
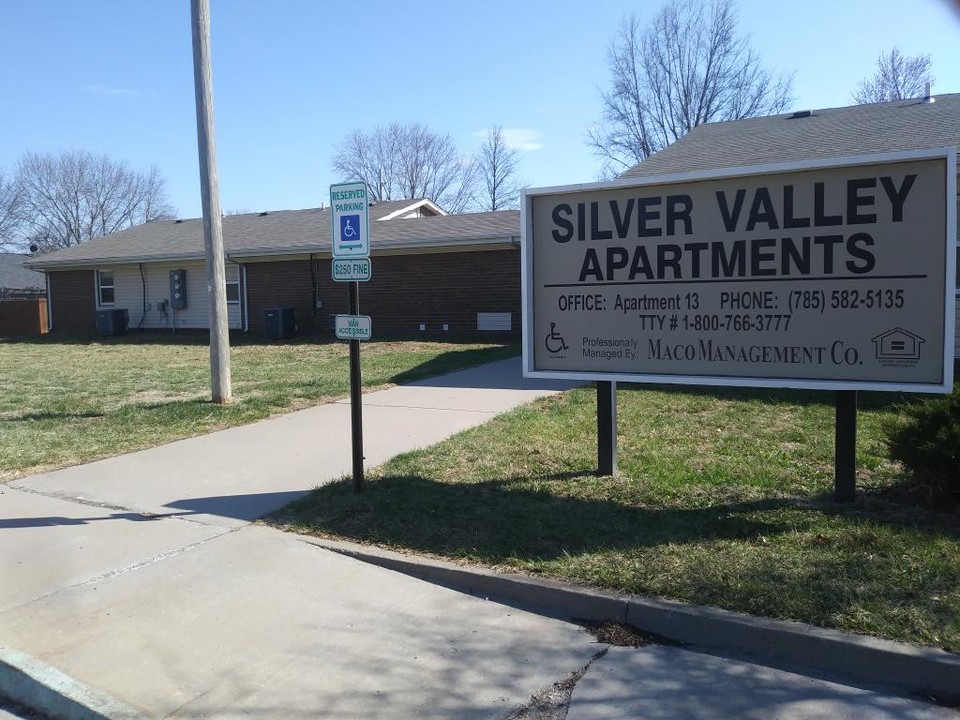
[550,173,915,283]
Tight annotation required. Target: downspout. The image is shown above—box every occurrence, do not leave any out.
[309,253,323,332]
[242,263,249,332]
[137,263,147,329]
[44,271,53,332]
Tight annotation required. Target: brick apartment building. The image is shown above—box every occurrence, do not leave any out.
[26,199,522,338]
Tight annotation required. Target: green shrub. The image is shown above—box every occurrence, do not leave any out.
[886,386,960,507]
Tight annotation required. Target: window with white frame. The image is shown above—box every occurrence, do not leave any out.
[97,270,115,305]
[226,265,240,304]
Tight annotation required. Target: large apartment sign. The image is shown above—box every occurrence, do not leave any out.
[522,149,956,392]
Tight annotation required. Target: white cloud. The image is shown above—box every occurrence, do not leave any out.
[473,128,544,152]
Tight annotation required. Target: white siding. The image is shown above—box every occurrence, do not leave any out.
[96,262,242,330]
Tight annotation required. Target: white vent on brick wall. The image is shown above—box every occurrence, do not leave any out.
[477,312,511,331]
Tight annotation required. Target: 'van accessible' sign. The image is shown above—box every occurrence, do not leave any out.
[335,314,372,341]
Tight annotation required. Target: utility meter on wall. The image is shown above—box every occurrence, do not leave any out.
[169,269,187,310]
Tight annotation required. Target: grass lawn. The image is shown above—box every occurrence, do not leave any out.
[0,334,518,481]
[273,383,960,652]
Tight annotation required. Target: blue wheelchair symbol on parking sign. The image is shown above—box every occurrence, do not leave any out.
[340,214,361,246]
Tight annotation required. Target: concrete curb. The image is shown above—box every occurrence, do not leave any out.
[302,536,960,701]
[0,647,145,720]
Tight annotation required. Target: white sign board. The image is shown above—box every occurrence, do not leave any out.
[330,182,370,258]
[332,257,372,282]
[335,314,372,341]
[523,150,956,393]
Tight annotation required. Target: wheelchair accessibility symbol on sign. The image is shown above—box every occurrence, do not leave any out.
[340,214,361,246]
[545,322,569,355]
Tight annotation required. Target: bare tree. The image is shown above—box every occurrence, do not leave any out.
[0,169,23,250]
[589,0,794,176]
[853,48,934,104]
[17,150,175,253]
[332,122,477,213]
[476,126,521,211]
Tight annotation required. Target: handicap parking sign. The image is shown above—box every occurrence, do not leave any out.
[330,182,370,258]
[340,214,361,246]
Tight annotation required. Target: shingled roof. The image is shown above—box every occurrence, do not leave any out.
[0,253,46,292]
[26,199,519,269]
[620,93,960,179]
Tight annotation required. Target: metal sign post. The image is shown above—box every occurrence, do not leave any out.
[331,182,372,493]
[348,281,364,492]
[597,381,617,476]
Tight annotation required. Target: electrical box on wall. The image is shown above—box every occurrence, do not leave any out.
[169,269,187,310]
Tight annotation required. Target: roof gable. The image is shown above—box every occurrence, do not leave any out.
[375,198,446,220]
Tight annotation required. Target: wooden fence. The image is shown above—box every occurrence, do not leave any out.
[0,298,49,337]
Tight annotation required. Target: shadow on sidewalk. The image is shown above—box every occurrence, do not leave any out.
[403,357,577,392]
[165,491,309,522]
[1,491,310,529]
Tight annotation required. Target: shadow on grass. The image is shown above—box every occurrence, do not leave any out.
[1,331,337,347]
[2,332,519,350]
[282,469,960,563]
[279,473,960,650]
[282,472,803,561]
[846,483,960,523]
[121,397,275,423]
[1,332,209,347]
[6,409,105,422]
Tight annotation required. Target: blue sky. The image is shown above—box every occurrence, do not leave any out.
[2,1,958,219]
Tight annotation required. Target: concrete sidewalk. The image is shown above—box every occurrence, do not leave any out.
[7,358,574,528]
[1,358,955,718]
[2,358,598,718]
[566,647,954,719]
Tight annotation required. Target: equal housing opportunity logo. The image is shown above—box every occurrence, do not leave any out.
[872,327,925,368]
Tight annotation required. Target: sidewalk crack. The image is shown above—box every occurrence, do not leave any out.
[8,484,149,516]
[1,527,239,614]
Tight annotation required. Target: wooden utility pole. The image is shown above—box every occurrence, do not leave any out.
[190,0,232,403]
